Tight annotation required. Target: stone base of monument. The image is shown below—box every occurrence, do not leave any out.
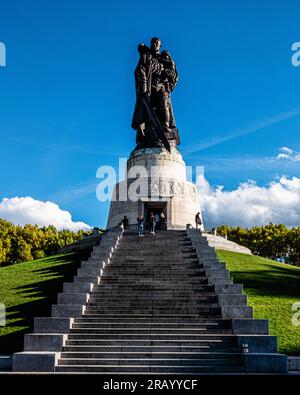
[107,147,204,230]
[202,233,252,255]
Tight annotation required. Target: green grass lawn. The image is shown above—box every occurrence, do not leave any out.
[217,249,300,355]
[0,251,90,354]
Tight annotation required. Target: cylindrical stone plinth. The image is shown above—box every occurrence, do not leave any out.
[106,147,204,230]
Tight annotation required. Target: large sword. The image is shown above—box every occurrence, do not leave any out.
[140,95,171,152]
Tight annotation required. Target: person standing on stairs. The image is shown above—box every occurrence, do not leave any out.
[150,212,156,235]
[154,213,160,230]
[160,212,167,230]
[119,215,129,229]
[195,212,202,229]
[137,213,144,236]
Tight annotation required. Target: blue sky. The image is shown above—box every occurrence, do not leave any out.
[0,0,300,229]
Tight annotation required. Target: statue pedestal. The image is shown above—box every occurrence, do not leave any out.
[106,147,203,230]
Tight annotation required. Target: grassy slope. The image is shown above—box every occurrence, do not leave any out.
[0,251,90,353]
[217,249,300,355]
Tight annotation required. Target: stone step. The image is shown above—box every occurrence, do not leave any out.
[88,297,217,303]
[109,259,198,264]
[120,236,187,240]
[115,247,195,251]
[75,323,224,329]
[90,291,205,297]
[90,289,214,296]
[105,257,189,262]
[86,305,221,317]
[62,345,214,352]
[113,253,195,257]
[80,314,223,320]
[60,351,240,359]
[89,293,197,298]
[63,283,93,293]
[86,304,218,310]
[61,350,241,359]
[99,268,203,272]
[74,276,100,284]
[83,313,220,318]
[84,308,220,314]
[116,245,190,249]
[72,323,228,329]
[104,260,200,265]
[102,268,206,273]
[101,264,203,269]
[86,303,216,309]
[103,266,204,271]
[69,328,218,335]
[98,277,209,282]
[66,332,236,340]
[55,364,244,373]
[82,316,222,321]
[77,330,233,336]
[65,339,235,347]
[201,259,226,266]
[95,282,209,287]
[90,286,211,292]
[100,269,205,274]
[120,237,189,241]
[73,318,222,324]
[88,295,218,307]
[93,284,212,291]
[57,357,242,367]
[97,282,210,287]
[92,282,212,288]
[114,252,198,257]
[114,250,187,254]
[118,255,188,262]
[103,270,207,275]
[98,277,208,281]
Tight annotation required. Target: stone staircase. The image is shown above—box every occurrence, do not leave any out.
[13,228,288,374]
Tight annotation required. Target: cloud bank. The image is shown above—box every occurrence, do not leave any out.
[0,197,91,231]
[198,175,300,228]
[277,147,300,161]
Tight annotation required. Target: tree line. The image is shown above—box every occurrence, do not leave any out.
[0,219,87,266]
[1,219,299,266]
[216,223,300,265]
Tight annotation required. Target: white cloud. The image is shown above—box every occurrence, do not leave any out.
[0,197,91,231]
[277,146,300,161]
[198,175,300,228]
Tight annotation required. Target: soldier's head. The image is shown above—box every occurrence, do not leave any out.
[150,37,161,53]
[161,50,171,60]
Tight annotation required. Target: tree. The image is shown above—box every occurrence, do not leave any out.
[216,223,300,265]
[0,219,88,266]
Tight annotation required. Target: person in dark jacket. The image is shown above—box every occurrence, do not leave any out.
[195,212,202,229]
[119,216,128,229]
[160,212,167,230]
[137,213,144,236]
[149,212,156,235]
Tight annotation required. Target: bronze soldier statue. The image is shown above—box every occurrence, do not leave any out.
[131,37,180,151]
